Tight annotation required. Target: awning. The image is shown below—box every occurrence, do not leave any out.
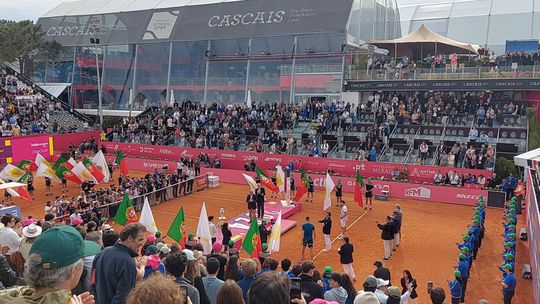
[36,83,70,98]
[514,148,540,168]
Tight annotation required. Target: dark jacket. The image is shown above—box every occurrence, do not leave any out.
[237,275,255,303]
[91,243,138,304]
[390,218,399,235]
[319,218,332,235]
[373,266,391,284]
[175,277,201,304]
[300,274,323,303]
[338,243,354,264]
[255,188,266,204]
[193,276,210,304]
[401,278,418,299]
[0,254,16,288]
[377,222,394,240]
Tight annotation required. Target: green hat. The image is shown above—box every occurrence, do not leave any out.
[459,254,466,260]
[228,240,235,247]
[463,235,471,240]
[503,263,513,271]
[155,231,162,236]
[508,218,516,224]
[473,219,479,224]
[511,196,517,201]
[504,242,513,247]
[508,224,516,230]
[30,226,92,269]
[188,233,195,238]
[262,243,268,250]
[505,253,514,260]
[262,220,267,224]
[461,247,470,252]
[453,270,462,277]
[324,266,333,274]
[508,233,516,238]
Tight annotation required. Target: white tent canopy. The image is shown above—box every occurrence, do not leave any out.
[36,83,70,98]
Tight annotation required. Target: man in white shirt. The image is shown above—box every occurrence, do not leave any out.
[321,140,329,158]
[208,216,217,245]
[374,278,410,304]
[0,214,22,256]
[433,171,443,184]
[340,201,348,237]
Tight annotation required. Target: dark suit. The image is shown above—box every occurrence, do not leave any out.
[401,277,418,299]
[255,187,266,218]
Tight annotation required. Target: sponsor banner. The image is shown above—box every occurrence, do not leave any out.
[0,140,12,165]
[344,78,540,92]
[10,135,51,163]
[525,168,540,303]
[52,131,101,153]
[103,142,491,183]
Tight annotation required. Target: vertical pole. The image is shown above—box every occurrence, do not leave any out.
[70,47,77,108]
[166,42,173,104]
[203,40,211,104]
[95,44,103,127]
[289,36,297,105]
[244,38,252,106]
[131,44,138,112]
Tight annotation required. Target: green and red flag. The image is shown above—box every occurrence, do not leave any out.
[115,150,128,175]
[293,169,309,202]
[255,167,279,193]
[83,157,105,183]
[242,217,262,258]
[167,206,187,248]
[114,193,138,226]
[17,160,38,172]
[16,173,32,201]
[52,155,68,171]
[354,170,364,208]
[55,164,83,184]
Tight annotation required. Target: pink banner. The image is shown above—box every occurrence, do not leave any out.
[102,142,491,183]
[10,135,51,163]
[52,131,101,152]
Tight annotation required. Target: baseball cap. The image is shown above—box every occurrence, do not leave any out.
[188,233,195,239]
[387,286,401,298]
[323,266,333,274]
[503,263,513,271]
[459,254,466,260]
[262,243,268,250]
[146,245,158,255]
[505,253,514,260]
[364,275,378,288]
[182,249,196,261]
[160,245,171,254]
[30,226,93,269]
[84,240,101,257]
[147,235,156,242]
[376,278,389,288]
[463,235,471,240]
[354,292,380,304]
[453,270,462,277]
[102,224,112,230]
[228,240,235,247]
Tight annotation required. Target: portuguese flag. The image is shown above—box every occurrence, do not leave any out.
[114,193,138,226]
[115,150,128,175]
[255,167,279,193]
[354,170,364,208]
[242,217,262,258]
[293,169,309,202]
[17,160,38,172]
[56,165,83,184]
[167,206,187,247]
[16,173,32,201]
[52,155,67,171]
[83,157,105,183]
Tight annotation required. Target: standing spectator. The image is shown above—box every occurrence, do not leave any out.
[376,216,394,260]
[341,274,357,304]
[373,261,391,285]
[321,140,329,158]
[299,261,323,302]
[216,280,244,304]
[0,215,22,258]
[237,259,257,302]
[429,287,446,304]
[248,271,306,304]
[202,258,224,304]
[319,212,332,252]
[301,217,316,260]
[208,216,217,245]
[400,270,418,303]
[92,223,147,304]
[340,201,348,236]
[255,183,266,219]
[369,146,378,161]
[126,275,187,304]
[166,252,201,304]
[208,243,227,281]
[221,223,232,252]
[338,236,356,282]
[0,250,16,289]
[419,142,429,164]
[324,273,348,304]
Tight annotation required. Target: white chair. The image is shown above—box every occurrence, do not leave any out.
[381,185,390,197]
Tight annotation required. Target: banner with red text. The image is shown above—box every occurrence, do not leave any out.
[10,135,52,163]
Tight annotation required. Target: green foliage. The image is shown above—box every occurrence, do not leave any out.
[527,107,540,150]
[495,157,518,178]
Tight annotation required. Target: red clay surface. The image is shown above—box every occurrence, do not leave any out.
[17,171,533,303]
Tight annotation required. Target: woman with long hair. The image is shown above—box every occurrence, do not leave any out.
[400,270,418,303]
[126,275,187,304]
[222,223,232,252]
[224,255,243,282]
[216,280,244,304]
[341,273,357,304]
[185,256,210,304]
[448,270,463,304]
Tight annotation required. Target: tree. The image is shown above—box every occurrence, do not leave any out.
[527,107,540,150]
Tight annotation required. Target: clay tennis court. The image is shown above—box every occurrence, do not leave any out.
[16,171,532,303]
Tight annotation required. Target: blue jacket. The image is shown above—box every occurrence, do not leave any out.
[237,275,256,302]
[91,243,138,304]
[458,260,469,279]
[448,279,462,298]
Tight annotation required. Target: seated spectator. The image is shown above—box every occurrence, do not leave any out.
[391,168,400,181]
[433,171,444,184]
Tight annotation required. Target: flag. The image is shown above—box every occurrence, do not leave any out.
[114,150,128,175]
[55,165,83,184]
[35,153,51,168]
[324,172,335,211]
[36,162,61,183]
[242,173,258,191]
[139,197,158,234]
[255,167,279,193]
[52,155,67,171]
[17,160,38,172]
[71,162,98,184]
[354,170,364,208]
[276,165,285,193]
[293,169,309,202]
[242,216,262,258]
[0,178,20,199]
[92,150,110,183]
[83,157,105,183]
[269,211,282,253]
[114,193,138,226]
[15,174,31,201]
[0,164,26,181]
[66,157,77,170]
[167,206,187,247]
[196,202,212,254]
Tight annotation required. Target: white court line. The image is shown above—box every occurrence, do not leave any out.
[152,209,201,220]
[312,211,369,260]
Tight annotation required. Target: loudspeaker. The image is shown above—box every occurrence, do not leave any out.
[519,228,527,240]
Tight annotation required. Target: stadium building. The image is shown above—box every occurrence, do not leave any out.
[34,0,401,114]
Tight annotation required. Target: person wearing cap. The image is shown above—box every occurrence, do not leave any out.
[447,270,463,304]
[319,212,332,252]
[497,263,516,304]
[258,243,271,266]
[457,253,469,303]
[255,182,266,219]
[324,272,348,304]
[338,236,356,281]
[373,261,391,285]
[301,217,316,260]
[166,251,201,304]
[322,266,333,293]
[92,223,147,304]
[202,257,224,304]
[386,286,402,304]
[228,240,239,256]
[0,225,95,303]
[154,231,164,244]
[354,291,381,304]
[259,220,271,246]
[376,216,394,260]
[375,277,410,304]
[208,242,227,281]
[18,224,42,262]
[299,261,323,303]
[185,233,198,250]
[143,245,166,278]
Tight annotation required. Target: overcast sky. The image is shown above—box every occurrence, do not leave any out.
[0,0,456,22]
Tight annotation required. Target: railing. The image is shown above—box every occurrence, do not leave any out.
[281,64,343,75]
[345,65,540,81]
[404,127,421,164]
